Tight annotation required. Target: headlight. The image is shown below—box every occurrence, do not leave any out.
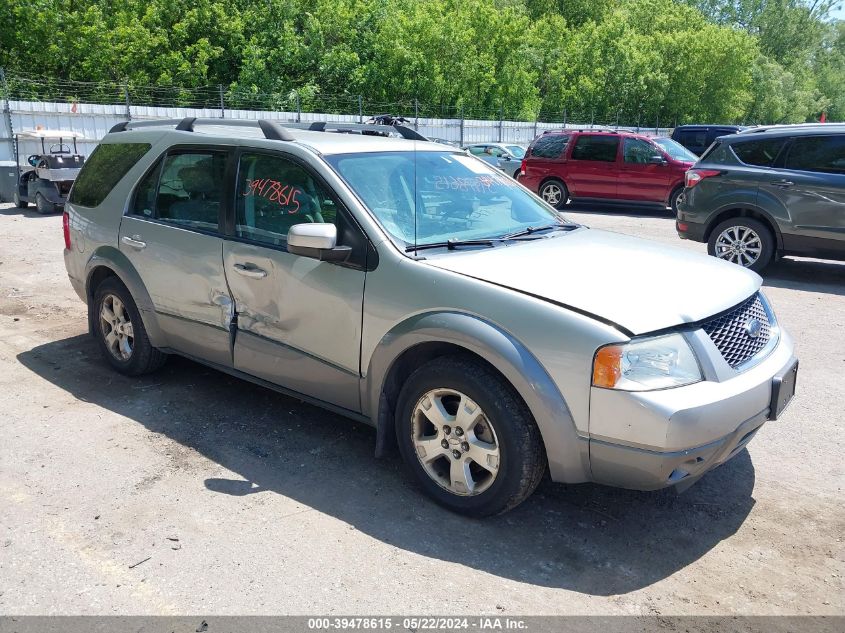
[592,333,702,391]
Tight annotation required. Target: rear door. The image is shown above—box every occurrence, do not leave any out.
[767,134,845,255]
[222,150,368,412]
[566,134,620,199]
[120,146,234,366]
[617,136,672,202]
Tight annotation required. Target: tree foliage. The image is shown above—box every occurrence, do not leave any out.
[1,0,842,123]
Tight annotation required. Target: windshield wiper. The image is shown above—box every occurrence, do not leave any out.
[405,238,495,252]
[501,223,577,240]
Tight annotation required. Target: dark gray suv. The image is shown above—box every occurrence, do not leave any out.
[676,124,845,272]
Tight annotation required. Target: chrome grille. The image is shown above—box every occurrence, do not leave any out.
[702,293,771,368]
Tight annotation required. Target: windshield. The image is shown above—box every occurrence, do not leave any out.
[506,145,526,158]
[653,137,698,162]
[326,150,562,248]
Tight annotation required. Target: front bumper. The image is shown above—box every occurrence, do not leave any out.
[587,330,796,491]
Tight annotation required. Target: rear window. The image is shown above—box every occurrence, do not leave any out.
[69,142,151,208]
[530,134,569,158]
[784,135,845,174]
[731,138,787,167]
[571,135,620,162]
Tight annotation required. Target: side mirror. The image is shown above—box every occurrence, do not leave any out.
[649,155,668,165]
[287,223,351,262]
[500,154,512,161]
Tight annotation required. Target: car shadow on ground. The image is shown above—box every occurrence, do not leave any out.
[0,205,56,218]
[17,335,756,595]
[763,257,845,297]
[562,201,675,219]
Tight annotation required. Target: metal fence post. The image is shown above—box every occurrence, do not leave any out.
[655,113,659,135]
[533,116,538,139]
[0,68,16,164]
[414,98,419,131]
[219,85,225,118]
[296,92,301,122]
[459,108,465,147]
[563,108,567,129]
[123,80,131,121]
[358,95,363,123]
[498,106,503,143]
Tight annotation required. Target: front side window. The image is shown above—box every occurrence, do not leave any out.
[571,135,620,162]
[784,136,845,174]
[731,138,787,167]
[623,138,657,164]
[326,150,563,248]
[69,142,151,208]
[235,153,338,246]
[530,135,569,158]
[506,145,526,159]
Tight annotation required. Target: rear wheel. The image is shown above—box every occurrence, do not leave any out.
[669,186,684,217]
[13,191,28,209]
[35,192,55,215]
[539,179,568,210]
[707,217,774,272]
[395,356,545,517]
[93,277,167,376]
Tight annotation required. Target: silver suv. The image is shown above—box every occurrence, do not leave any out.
[62,118,798,516]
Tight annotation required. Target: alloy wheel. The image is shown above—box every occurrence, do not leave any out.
[541,183,563,206]
[714,225,762,267]
[411,388,500,496]
[100,294,134,361]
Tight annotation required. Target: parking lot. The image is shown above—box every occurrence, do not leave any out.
[0,201,842,615]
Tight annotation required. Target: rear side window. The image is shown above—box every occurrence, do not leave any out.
[784,136,845,174]
[131,150,226,232]
[69,142,151,208]
[571,135,620,162]
[678,130,706,148]
[530,135,569,158]
[731,138,786,167]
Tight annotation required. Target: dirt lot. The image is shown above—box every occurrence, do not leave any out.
[0,201,842,616]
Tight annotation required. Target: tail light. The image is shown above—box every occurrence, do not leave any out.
[62,211,71,250]
[685,169,721,188]
[520,158,527,176]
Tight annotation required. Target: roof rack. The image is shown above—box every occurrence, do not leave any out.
[542,126,618,134]
[108,117,429,142]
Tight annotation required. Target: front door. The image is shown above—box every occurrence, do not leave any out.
[223,151,367,413]
[768,134,845,256]
[566,134,620,199]
[617,137,672,202]
[119,148,234,366]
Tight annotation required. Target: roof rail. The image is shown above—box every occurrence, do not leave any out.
[107,117,295,141]
[106,117,430,142]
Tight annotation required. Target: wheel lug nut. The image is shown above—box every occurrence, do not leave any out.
[461,442,469,452]
[451,450,461,459]
[455,427,463,436]
[441,439,449,449]
[443,425,451,436]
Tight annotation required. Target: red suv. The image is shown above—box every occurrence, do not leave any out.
[518,130,697,214]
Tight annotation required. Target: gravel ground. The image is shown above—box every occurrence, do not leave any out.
[0,201,842,616]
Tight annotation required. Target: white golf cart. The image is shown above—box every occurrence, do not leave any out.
[13,129,87,214]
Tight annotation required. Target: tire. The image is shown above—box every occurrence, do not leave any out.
[93,277,167,376]
[538,179,568,210]
[669,186,684,217]
[395,356,545,517]
[707,217,775,273]
[35,192,55,215]
[13,191,28,209]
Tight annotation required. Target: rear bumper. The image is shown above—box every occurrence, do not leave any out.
[676,218,707,242]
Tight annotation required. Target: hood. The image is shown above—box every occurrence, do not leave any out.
[424,228,761,335]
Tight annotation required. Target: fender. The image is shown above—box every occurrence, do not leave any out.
[364,311,590,483]
[706,195,786,251]
[84,246,166,348]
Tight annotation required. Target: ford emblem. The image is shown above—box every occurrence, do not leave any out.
[745,319,762,339]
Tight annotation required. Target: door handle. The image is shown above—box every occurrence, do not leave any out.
[772,180,794,188]
[121,235,147,249]
[233,263,268,279]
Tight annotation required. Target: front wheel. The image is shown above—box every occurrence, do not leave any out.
[395,356,545,517]
[13,191,28,209]
[538,179,568,210]
[707,217,774,272]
